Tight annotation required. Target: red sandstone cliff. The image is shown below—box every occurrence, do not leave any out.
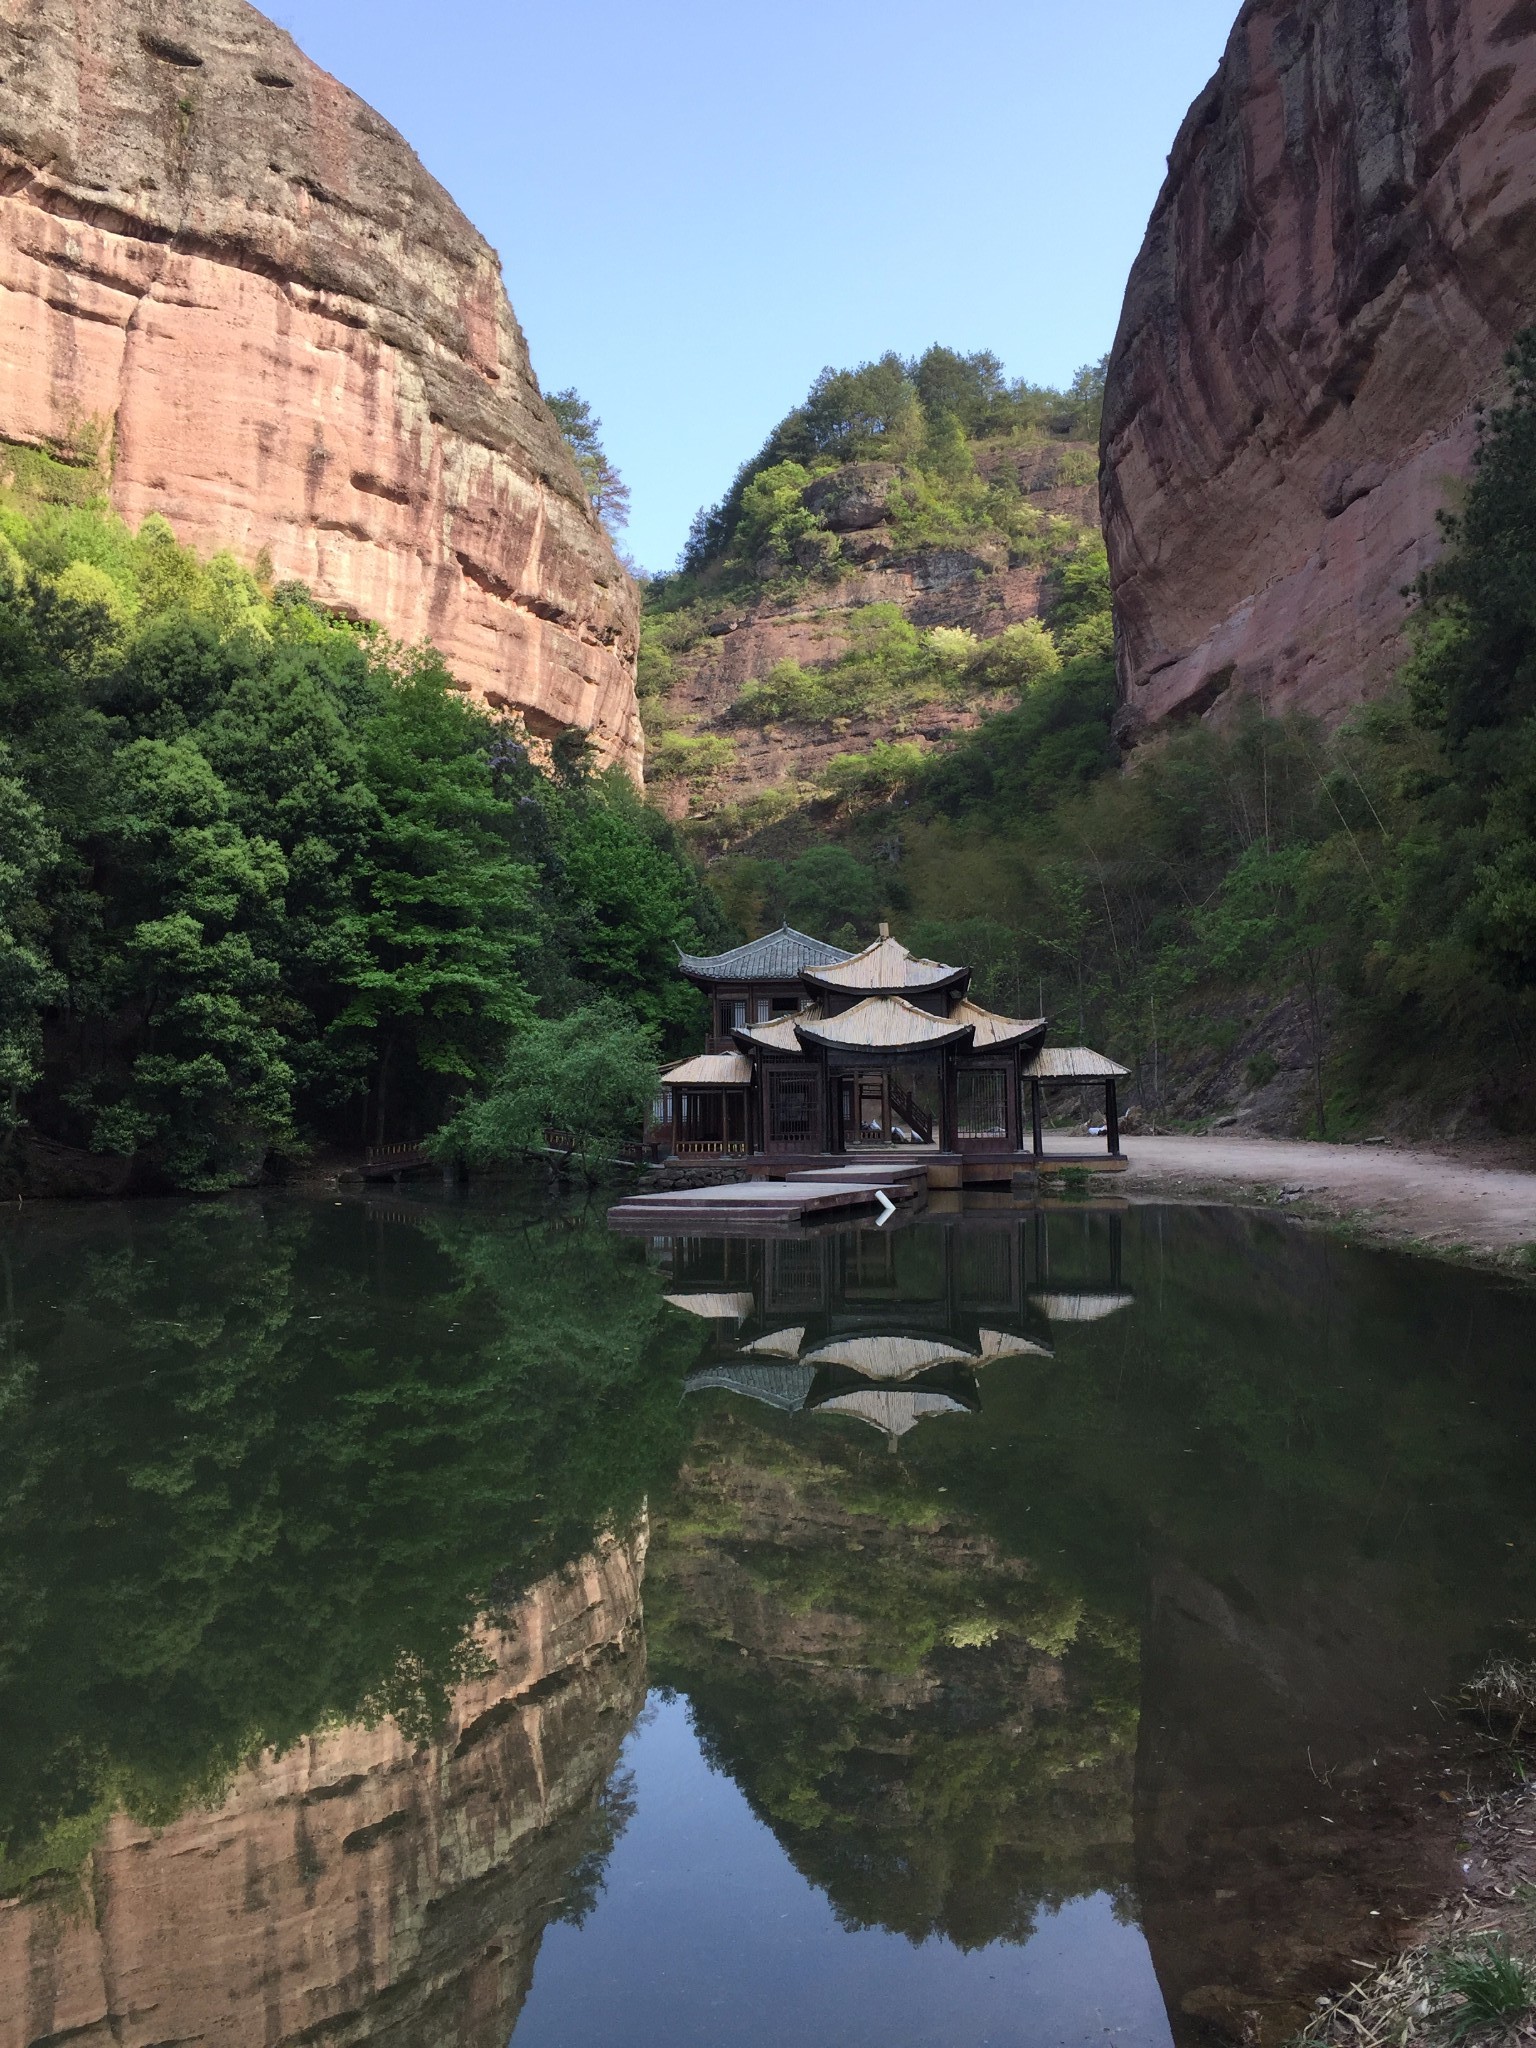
[1102,0,1536,737]
[0,1533,646,2048]
[0,0,642,772]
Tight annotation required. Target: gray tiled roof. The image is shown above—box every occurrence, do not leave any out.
[684,1362,818,1412]
[677,923,853,982]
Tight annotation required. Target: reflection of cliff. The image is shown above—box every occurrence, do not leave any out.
[647,1411,1138,1949]
[0,1534,645,2048]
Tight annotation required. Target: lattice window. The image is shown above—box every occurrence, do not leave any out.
[957,1067,1009,1140]
[769,1071,817,1142]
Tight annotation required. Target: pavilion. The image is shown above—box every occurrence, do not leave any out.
[652,923,1130,1182]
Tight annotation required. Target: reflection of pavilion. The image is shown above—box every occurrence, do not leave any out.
[662,1213,1132,1446]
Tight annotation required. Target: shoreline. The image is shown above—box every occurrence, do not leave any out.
[1098,1133,1536,1277]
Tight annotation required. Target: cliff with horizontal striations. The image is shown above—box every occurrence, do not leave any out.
[1102,0,1536,737]
[0,0,642,771]
[0,1533,647,2048]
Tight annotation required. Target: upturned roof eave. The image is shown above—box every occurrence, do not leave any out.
[800,961,973,998]
[793,1018,976,1056]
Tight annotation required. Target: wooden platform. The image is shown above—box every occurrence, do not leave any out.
[608,1167,927,1235]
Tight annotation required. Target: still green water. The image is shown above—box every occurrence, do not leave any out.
[0,1193,1532,2047]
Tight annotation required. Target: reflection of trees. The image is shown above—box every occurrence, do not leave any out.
[0,1197,691,1871]
[646,1408,1140,1950]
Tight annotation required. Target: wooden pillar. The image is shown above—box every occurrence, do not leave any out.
[1106,1079,1121,1157]
[825,1052,842,1155]
[940,1051,958,1154]
[1030,1079,1044,1161]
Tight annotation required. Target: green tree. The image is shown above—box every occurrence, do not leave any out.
[436,998,658,1177]
[546,386,631,532]
[781,845,885,936]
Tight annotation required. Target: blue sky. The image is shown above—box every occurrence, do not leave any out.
[265,1,1237,571]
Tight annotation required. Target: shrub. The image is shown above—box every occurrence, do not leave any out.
[433,999,658,1178]
[646,731,737,783]
[817,740,927,807]
[734,660,829,726]
[969,619,1061,691]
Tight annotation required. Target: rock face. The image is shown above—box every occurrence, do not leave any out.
[0,0,642,771]
[652,438,1099,832]
[1102,0,1536,737]
[0,1533,647,2048]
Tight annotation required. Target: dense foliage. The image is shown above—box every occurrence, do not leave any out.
[678,345,1105,574]
[704,335,1536,1130]
[0,495,720,1188]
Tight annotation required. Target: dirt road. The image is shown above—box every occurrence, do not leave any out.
[1105,1133,1536,1265]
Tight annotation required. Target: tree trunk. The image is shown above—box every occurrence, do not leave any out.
[373,1034,396,1150]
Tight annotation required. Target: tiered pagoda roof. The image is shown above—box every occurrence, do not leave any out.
[795,995,974,1054]
[732,992,1049,1059]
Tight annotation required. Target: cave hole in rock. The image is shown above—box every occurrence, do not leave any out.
[139,32,203,67]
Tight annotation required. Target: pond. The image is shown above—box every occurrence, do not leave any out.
[0,1192,1532,2048]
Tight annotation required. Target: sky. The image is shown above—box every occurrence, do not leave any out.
[264,0,1238,572]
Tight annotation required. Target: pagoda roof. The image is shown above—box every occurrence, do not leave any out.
[663,1291,756,1321]
[949,1000,1048,1051]
[800,1335,975,1381]
[684,1362,818,1412]
[802,933,969,997]
[733,1007,818,1053]
[809,1387,978,1438]
[677,924,853,985]
[662,1052,754,1087]
[739,1326,806,1359]
[1022,1046,1130,1079]
[1030,1290,1136,1322]
[977,1327,1053,1360]
[795,995,974,1055]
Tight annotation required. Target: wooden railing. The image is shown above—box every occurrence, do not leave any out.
[675,1138,749,1155]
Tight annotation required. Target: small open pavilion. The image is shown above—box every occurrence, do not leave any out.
[653,924,1130,1185]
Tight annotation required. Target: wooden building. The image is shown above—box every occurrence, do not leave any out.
[654,923,1129,1180]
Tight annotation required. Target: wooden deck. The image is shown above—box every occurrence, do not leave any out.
[660,1147,1129,1189]
[608,1167,928,1236]
[609,1142,1128,1235]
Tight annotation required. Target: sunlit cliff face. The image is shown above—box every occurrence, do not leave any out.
[1102,0,1536,739]
[0,1534,647,2048]
[0,0,642,774]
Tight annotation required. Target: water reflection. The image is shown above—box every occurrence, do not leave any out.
[0,1197,1532,2048]
[667,1214,1126,1444]
[4,1539,645,2048]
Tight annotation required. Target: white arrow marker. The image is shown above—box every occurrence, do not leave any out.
[874,1190,896,1227]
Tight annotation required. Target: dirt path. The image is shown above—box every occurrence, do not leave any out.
[1103,1133,1536,1266]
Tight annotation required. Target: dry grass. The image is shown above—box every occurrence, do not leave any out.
[1299,1938,1536,2047]
[1460,1660,1536,1743]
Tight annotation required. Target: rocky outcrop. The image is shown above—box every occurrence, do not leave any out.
[1102,0,1536,737]
[652,438,1098,831]
[0,0,642,771]
[0,1533,646,2048]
